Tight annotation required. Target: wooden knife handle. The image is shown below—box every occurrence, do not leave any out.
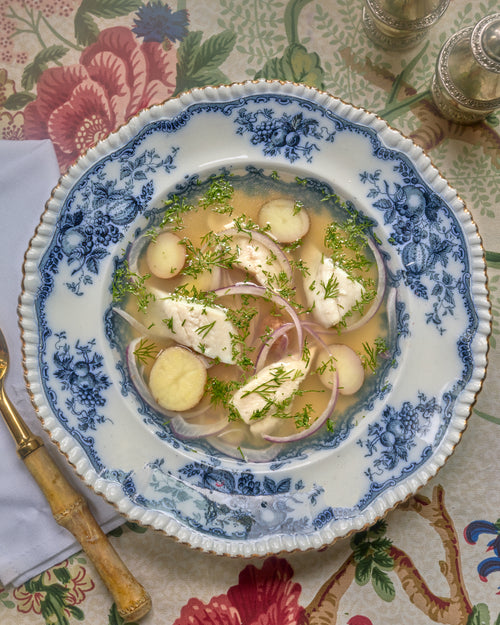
[23,444,151,622]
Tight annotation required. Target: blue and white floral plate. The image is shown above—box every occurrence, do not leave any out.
[20,81,490,556]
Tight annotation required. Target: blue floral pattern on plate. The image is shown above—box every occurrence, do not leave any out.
[20,81,489,556]
[361,167,467,334]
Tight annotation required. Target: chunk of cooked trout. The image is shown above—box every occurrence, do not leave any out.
[230,355,311,423]
[304,252,364,328]
[143,292,239,364]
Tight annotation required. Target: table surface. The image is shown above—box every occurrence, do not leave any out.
[0,1,499,624]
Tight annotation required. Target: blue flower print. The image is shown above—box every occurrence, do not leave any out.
[465,519,500,592]
[178,462,294,496]
[53,333,111,431]
[235,108,334,163]
[133,2,189,44]
[359,393,440,478]
[361,169,461,332]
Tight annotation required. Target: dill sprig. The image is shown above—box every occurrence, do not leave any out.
[241,364,296,402]
[133,339,158,364]
[293,200,304,215]
[321,273,340,299]
[196,320,217,339]
[360,337,389,372]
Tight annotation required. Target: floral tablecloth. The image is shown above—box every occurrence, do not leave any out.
[0,1,499,624]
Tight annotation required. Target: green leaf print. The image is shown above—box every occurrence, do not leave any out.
[108,602,139,625]
[255,43,324,88]
[355,556,373,585]
[175,30,237,94]
[371,566,396,602]
[373,550,395,571]
[485,251,500,269]
[74,9,101,46]
[467,603,492,625]
[284,0,312,46]
[75,0,142,45]
[21,45,69,90]
[254,0,324,88]
[0,588,15,609]
[79,0,142,19]
[53,566,71,585]
[3,92,36,110]
[474,408,500,426]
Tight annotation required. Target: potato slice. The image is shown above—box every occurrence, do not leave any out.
[149,346,207,411]
[317,344,364,395]
[258,198,310,243]
[146,231,186,279]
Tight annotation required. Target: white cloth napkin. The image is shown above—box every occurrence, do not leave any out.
[0,140,122,588]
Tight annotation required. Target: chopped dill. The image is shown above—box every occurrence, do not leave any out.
[324,221,373,274]
[226,304,258,337]
[293,200,304,215]
[163,316,175,333]
[293,404,314,429]
[199,176,234,214]
[289,258,310,277]
[259,325,274,344]
[149,195,195,236]
[282,239,302,252]
[181,231,239,278]
[231,214,270,234]
[265,271,295,301]
[172,283,217,306]
[112,260,155,312]
[315,356,336,376]
[302,338,311,366]
[206,376,243,409]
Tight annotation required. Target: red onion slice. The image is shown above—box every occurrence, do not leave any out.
[115,307,157,337]
[254,322,294,372]
[210,436,283,462]
[212,283,304,351]
[126,233,151,276]
[341,237,387,333]
[169,415,228,440]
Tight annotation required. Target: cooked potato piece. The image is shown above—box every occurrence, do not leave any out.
[146,231,186,279]
[318,344,364,395]
[258,198,310,243]
[149,346,207,411]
